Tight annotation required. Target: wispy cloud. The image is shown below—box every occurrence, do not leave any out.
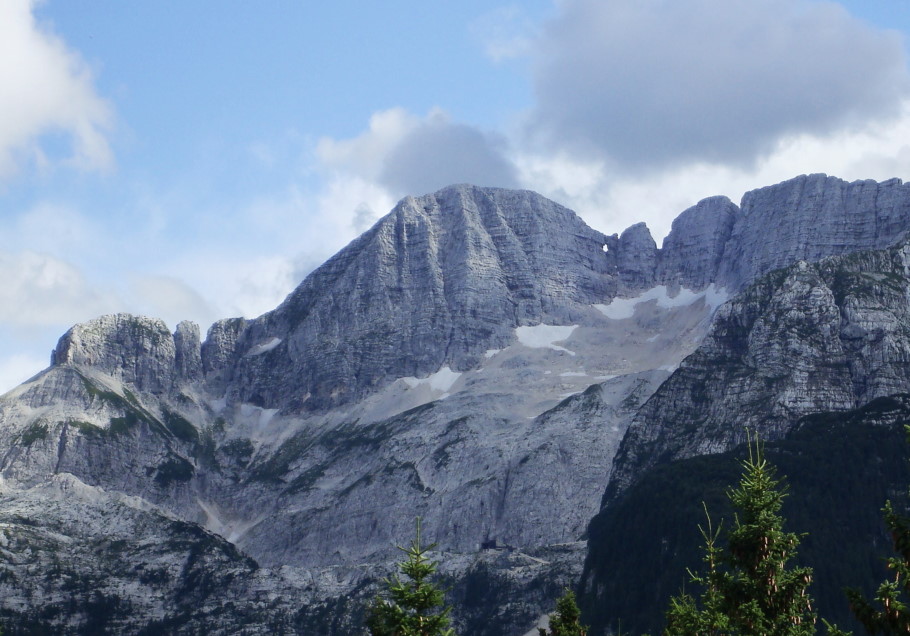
[471,6,539,63]
[0,351,49,395]
[0,0,113,178]
[0,250,118,326]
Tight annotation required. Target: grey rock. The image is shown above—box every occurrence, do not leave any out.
[615,222,658,291]
[656,195,739,289]
[173,320,202,383]
[605,239,910,503]
[223,185,616,412]
[717,174,910,289]
[200,317,246,394]
[51,314,176,395]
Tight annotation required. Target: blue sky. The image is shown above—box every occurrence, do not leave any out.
[2,0,910,392]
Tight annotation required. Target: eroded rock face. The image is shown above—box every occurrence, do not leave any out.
[53,177,910,418]
[605,241,910,504]
[200,317,246,394]
[656,195,740,289]
[718,174,910,289]
[52,314,179,395]
[174,320,202,383]
[615,223,658,291]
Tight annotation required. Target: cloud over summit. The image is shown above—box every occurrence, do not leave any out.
[318,108,518,197]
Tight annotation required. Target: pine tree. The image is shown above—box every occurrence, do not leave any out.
[665,437,817,635]
[366,518,455,636]
[843,427,910,634]
[538,589,588,636]
[665,507,732,635]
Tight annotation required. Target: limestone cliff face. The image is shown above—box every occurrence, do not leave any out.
[656,195,740,289]
[623,174,910,294]
[718,174,910,289]
[52,314,179,395]
[605,239,910,504]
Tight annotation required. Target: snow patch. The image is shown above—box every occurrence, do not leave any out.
[515,325,577,355]
[483,349,500,359]
[401,366,462,393]
[239,404,280,430]
[559,371,587,377]
[260,408,279,427]
[594,284,728,320]
[197,498,262,544]
[703,283,729,311]
[247,337,282,356]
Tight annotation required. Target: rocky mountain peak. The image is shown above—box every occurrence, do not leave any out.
[657,195,740,289]
[615,222,657,290]
[44,177,910,416]
[214,185,619,412]
[51,313,198,395]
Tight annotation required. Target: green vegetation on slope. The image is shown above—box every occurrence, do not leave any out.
[581,396,910,634]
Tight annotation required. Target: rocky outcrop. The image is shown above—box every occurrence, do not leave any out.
[52,314,180,395]
[717,174,910,289]
[0,473,285,635]
[615,223,658,290]
[200,317,247,394]
[605,174,910,295]
[604,239,910,504]
[174,320,202,383]
[656,195,740,289]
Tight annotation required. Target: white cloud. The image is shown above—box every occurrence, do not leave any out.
[164,251,300,322]
[318,108,417,183]
[0,351,48,395]
[127,275,218,331]
[528,0,910,170]
[317,107,518,197]
[0,250,118,326]
[0,0,113,178]
[9,202,97,258]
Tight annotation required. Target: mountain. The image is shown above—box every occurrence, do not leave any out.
[1,175,910,633]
